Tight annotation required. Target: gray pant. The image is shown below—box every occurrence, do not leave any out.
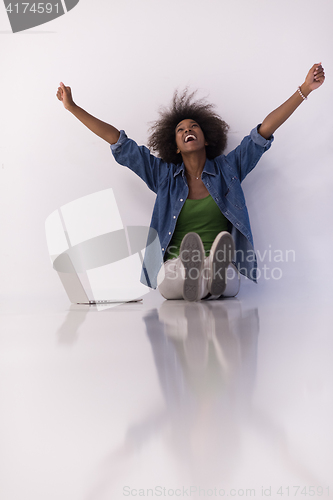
[157,257,240,300]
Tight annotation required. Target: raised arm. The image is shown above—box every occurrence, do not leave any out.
[258,63,325,139]
[56,83,120,145]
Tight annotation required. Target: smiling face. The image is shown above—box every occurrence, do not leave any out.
[175,119,208,156]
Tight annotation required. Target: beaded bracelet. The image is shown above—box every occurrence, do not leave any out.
[297,86,308,101]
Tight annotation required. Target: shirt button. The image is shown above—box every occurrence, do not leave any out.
[207,183,210,187]
[180,198,183,202]
[215,198,219,201]
[162,248,164,251]
[173,216,176,219]
[169,232,171,235]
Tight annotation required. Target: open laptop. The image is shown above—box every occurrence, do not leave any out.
[55,252,143,305]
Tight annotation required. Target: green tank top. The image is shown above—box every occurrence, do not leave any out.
[165,195,230,260]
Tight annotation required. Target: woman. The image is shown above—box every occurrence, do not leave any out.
[56,63,325,301]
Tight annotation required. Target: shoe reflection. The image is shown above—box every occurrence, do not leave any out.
[142,300,259,483]
[148,300,258,402]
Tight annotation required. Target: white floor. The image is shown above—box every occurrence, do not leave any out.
[1,281,333,500]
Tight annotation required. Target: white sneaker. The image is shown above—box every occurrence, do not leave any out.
[208,232,235,296]
[179,232,205,301]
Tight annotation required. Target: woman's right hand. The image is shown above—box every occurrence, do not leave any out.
[56,82,75,110]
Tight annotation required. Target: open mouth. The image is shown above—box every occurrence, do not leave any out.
[185,134,196,143]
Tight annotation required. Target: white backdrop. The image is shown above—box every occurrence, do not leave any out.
[1,0,332,299]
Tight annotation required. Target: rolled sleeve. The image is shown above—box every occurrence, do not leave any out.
[250,124,274,149]
[110,129,128,154]
[223,125,274,182]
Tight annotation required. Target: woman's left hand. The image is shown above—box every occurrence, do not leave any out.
[304,63,325,92]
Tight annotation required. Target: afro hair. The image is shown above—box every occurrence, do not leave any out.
[147,89,229,165]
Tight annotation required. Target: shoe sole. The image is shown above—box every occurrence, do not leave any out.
[208,232,235,296]
[180,232,205,302]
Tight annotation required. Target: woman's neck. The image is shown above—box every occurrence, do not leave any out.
[182,149,207,178]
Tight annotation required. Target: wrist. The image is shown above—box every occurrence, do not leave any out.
[65,102,77,114]
[300,82,312,98]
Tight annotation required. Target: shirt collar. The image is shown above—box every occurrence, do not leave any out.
[174,163,184,177]
[173,158,217,178]
[203,158,217,176]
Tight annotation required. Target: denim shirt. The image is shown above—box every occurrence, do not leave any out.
[111,125,274,288]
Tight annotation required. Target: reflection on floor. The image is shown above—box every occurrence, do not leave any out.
[0,282,332,500]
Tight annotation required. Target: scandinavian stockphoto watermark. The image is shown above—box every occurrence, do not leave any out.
[3,0,80,33]
[164,245,296,282]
